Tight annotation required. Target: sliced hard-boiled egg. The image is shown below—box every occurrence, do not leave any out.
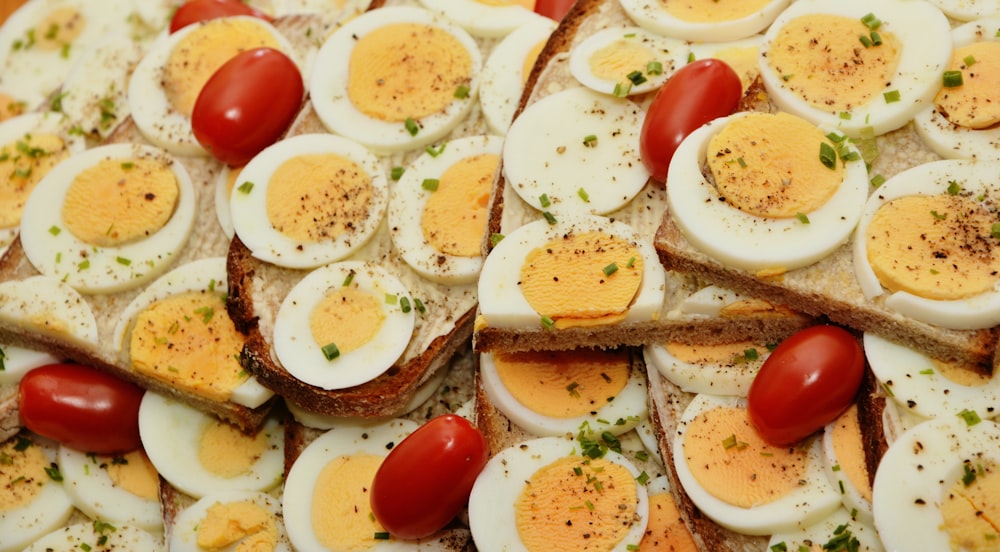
[137,392,285,499]
[169,490,290,552]
[688,35,764,93]
[113,257,273,408]
[24,522,165,552]
[767,506,883,552]
[309,6,482,153]
[418,0,537,38]
[852,159,1000,330]
[58,446,163,532]
[389,134,501,285]
[468,434,650,552]
[477,214,666,331]
[667,111,870,273]
[640,475,699,550]
[213,163,244,239]
[479,348,648,437]
[643,339,770,397]
[759,0,952,137]
[19,143,197,294]
[568,26,688,97]
[619,0,790,42]
[502,86,649,216]
[479,14,555,135]
[272,260,416,390]
[0,275,98,346]
[672,393,841,535]
[873,416,1000,552]
[230,133,388,270]
[926,0,1000,21]
[0,433,75,552]
[0,344,58,386]
[821,404,874,524]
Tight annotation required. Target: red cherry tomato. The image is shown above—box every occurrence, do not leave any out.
[747,325,865,446]
[639,58,742,183]
[191,47,303,166]
[18,363,145,455]
[169,0,271,33]
[370,414,489,539]
[534,0,576,21]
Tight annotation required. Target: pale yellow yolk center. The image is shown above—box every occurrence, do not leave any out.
[639,493,698,552]
[0,94,26,122]
[0,438,49,512]
[62,157,178,247]
[34,6,84,52]
[492,348,630,418]
[941,462,1000,551]
[164,18,280,117]
[523,40,547,85]
[347,23,472,122]
[198,419,269,479]
[865,194,1000,300]
[0,133,68,228]
[661,0,772,22]
[266,153,372,244]
[106,450,159,501]
[421,153,496,257]
[311,454,386,550]
[664,340,763,366]
[707,112,844,218]
[934,42,1000,129]
[588,38,659,85]
[309,287,385,357]
[129,291,248,402]
[196,500,280,551]
[767,14,901,112]
[682,406,809,508]
[932,358,991,387]
[519,231,643,329]
[515,456,639,552]
[829,404,872,503]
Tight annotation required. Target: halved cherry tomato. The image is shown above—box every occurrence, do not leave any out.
[169,0,271,33]
[191,47,303,166]
[18,363,145,454]
[747,325,865,446]
[639,58,742,183]
[534,0,576,21]
[370,414,489,539]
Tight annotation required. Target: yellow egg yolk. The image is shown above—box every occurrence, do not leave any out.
[421,153,496,257]
[865,194,1000,301]
[0,94,26,122]
[523,39,547,85]
[934,42,1000,130]
[664,340,764,366]
[932,358,991,387]
[829,404,872,503]
[33,6,84,52]
[710,45,760,92]
[164,18,280,117]
[941,461,1000,551]
[311,454,386,550]
[519,230,644,329]
[662,0,772,22]
[707,112,844,218]
[198,419,270,479]
[129,290,248,402]
[197,500,280,551]
[0,133,69,228]
[0,436,49,512]
[587,36,660,88]
[105,450,160,501]
[767,14,901,112]
[515,456,640,552]
[347,23,472,123]
[266,153,372,244]
[682,406,809,508]
[639,493,698,551]
[309,287,385,358]
[62,157,179,248]
[492,348,630,418]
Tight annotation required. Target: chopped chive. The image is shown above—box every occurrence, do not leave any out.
[489,232,504,247]
[542,211,557,224]
[541,315,555,329]
[342,270,355,287]
[646,60,663,75]
[539,193,551,208]
[237,181,254,194]
[384,293,398,305]
[870,31,883,46]
[120,161,134,170]
[819,142,837,169]
[45,465,63,481]
[859,34,873,48]
[964,54,977,67]
[454,84,470,99]
[613,81,631,97]
[795,212,810,224]
[115,256,131,266]
[399,296,411,313]
[373,532,390,540]
[947,180,961,195]
[942,70,964,88]
[959,408,982,426]
[861,12,882,30]
[390,166,404,180]
[413,297,426,313]
[422,178,439,191]
[78,259,90,270]
[404,117,419,136]
[583,134,598,147]
[635,469,650,486]
[962,462,977,486]
[919,368,935,375]
[322,342,340,360]
[736,156,747,168]
[603,262,618,276]
[626,256,635,268]
[992,222,1000,239]
[426,142,446,157]
[48,225,61,236]
[577,188,590,202]
[870,174,886,188]
[567,381,580,397]
[781,73,794,81]
[883,89,901,103]
[626,70,646,85]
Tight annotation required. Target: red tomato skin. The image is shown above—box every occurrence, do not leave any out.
[639,58,742,183]
[534,0,576,21]
[370,414,489,540]
[747,325,865,446]
[191,47,303,166]
[18,363,145,455]
[169,0,271,33]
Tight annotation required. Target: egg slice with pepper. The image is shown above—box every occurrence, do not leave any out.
[688,35,764,94]
[821,404,875,524]
[767,507,883,552]
[169,490,290,552]
[58,446,163,532]
[0,275,98,347]
[619,0,790,42]
[927,0,1000,21]
[644,340,771,397]
[639,476,699,550]
[479,14,555,135]
[568,26,687,98]
[24,522,165,552]
[0,344,58,386]
[59,33,146,138]
[0,433,75,552]
[310,5,482,154]
[418,0,536,38]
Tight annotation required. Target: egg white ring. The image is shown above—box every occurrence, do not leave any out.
[25,522,164,552]
[273,260,416,390]
[619,0,790,42]
[213,164,236,239]
[758,0,952,138]
[128,16,299,156]
[873,416,1000,552]
[477,214,666,329]
[138,392,285,499]
[820,422,874,524]
[309,6,482,154]
[502,86,650,216]
[642,342,767,397]
[230,132,388,269]
[672,394,842,536]
[0,276,98,346]
[418,0,538,38]
[478,351,648,437]
[58,446,164,532]
[0,344,59,386]
[282,418,420,552]
[926,0,1000,21]
[479,15,556,135]
[666,284,750,318]
[468,435,650,552]
[59,33,144,138]
[767,506,883,552]
[851,158,1000,330]
[666,112,870,273]
[388,134,502,285]
[0,436,75,552]
[20,143,197,294]
[568,26,688,97]
[169,490,289,552]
